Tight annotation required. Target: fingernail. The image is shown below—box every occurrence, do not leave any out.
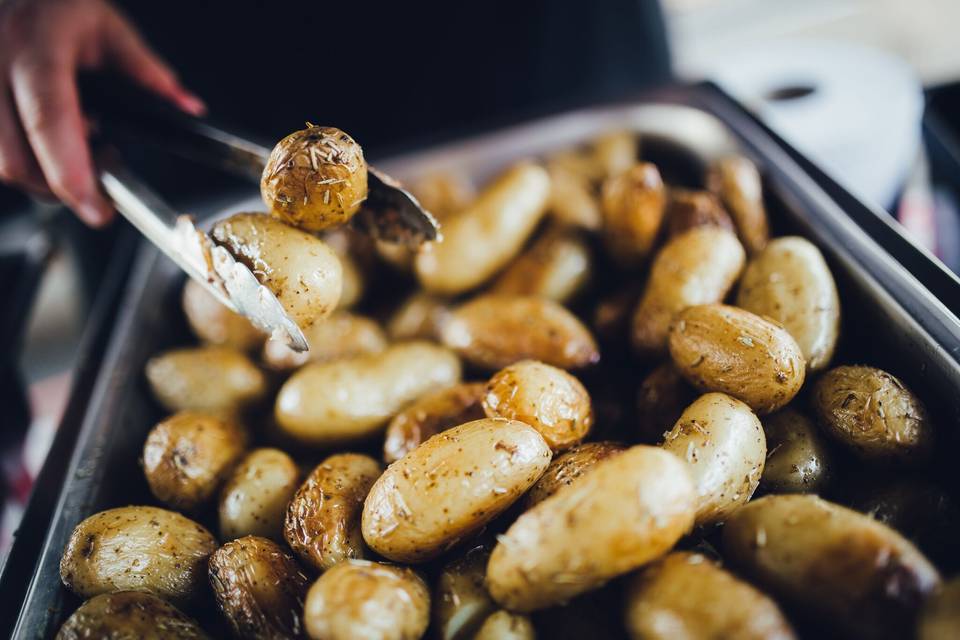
[77,201,112,228]
[180,92,207,116]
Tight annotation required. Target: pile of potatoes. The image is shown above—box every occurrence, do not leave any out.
[56,128,960,640]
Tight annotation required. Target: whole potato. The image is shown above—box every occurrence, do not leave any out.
[145,346,267,414]
[275,341,461,446]
[812,365,932,463]
[260,125,368,231]
[524,441,625,509]
[55,592,209,640]
[661,392,766,526]
[635,363,697,444]
[760,407,833,494]
[663,188,734,239]
[433,544,497,640]
[707,155,769,254]
[415,162,550,294]
[487,445,695,612]
[219,448,300,542]
[382,382,486,464]
[303,560,430,640]
[546,155,602,230]
[441,295,599,371]
[918,576,960,640]
[736,236,841,371]
[474,611,535,640]
[208,535,309,640]
[600,162,666,264]
[386,292,451,342]
[490,226,592,303]
[722,494,940,639]
[60,506,217,605]
[181,278,264,351]
[261,311,387,371]
[362,418,552,563]
[143,411,248,511]
[631,226,745,357]
[211,212,343,328]
[482,360,593,452]
[668,304,806,414]
[284,453,382,571]
[624,552,796,640]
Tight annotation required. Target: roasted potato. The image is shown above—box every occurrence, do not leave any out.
[275,341,461,446]
[409,171,476,219]
[261,311,387,371]
[600,162,666,264]
[490,226,592,303]
[145,346,267,414]
[663,188,734,239]
[208,535,309,640]
[524,441,625,509]
[362,419,552,563]
[55,591,209,640]
[433,544,497,640]
[635,363,697,444]
[760,407,833,494]
[592,130,638,178]
[546,155,602,230]
[60,506,217,605]
[321,227,367,308]
[260,125,368,231]
[668,304,806,415]
[219,448,300,542]
[474,611,535,640]
[918,576,960,640]
[707,155,769,254]
[386,292,451,342]
[181,279,264,351]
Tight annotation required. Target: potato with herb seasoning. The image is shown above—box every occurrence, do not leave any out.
[663,188,734,239]
[707,155,769,254]
[524,441,625,509]
[219,448,300,542]
[55,592,209,640]
[181,279,264,351]
[382,382,486,463]
[600,162,666,265]
[146,346,267,414]
[261,311,387,371]
[433,544,498,640]
[490,226,592,303]
[760,407,833,494]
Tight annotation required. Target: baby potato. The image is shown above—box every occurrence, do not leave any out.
[145,346,267,414]
[142,411,247,511]
[60,506,217,605]
[410,171,476,219]
[482,360,593,452]
[211,212,343,329]
[592,130,638,179]
[208,535,309,640]
[386,292,451,342]
[382,382,486,464]
[722,494,940,640]
[600,162,666,265]
[433,544,497,640]
[624,552,796,640]
[474,611,535,640]
[661,393,765,526]
[524,441,625,509]
[546,154,602,230]
[284,453,382,571]
[635,363,697,444]
[415,162,551,294]
[918,576,960,640]
[760,407,833,494]
[275,341,461,446]
[812,365,932,462]
[260,125,368,231]
[303,560,429,640]
[663,188,734,239]
[181,278,264,351]
[261,311,387,371]
[737,236,841,371]
[487,445,695,612]
[631,226,745,357]
[490,226,592,303]
[441,295,599,371]
[219,448,300,542]
[707,155,769,254]
[668,304,806,415]
[55,592,209,640]
[362,419,552,563]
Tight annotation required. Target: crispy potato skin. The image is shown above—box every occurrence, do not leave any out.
[432,544,497,640]
[600,162,666,264]
[490,226,592,303]
[145,346,267,414]
[524,441,625,509]
[760,407,833,494]
[474,611,535,640]
[441,295,599,371]
[60,506,217,605]
[737,236,840,371]
[635,363,697,444]
[261,311,387,371]
[918,576,960,640]
[664,188,735,239]
[812,365,932,462]
[284,453,382,571]
[208,536,309,640]
[55,592,209,640]
[707,155,769,254]
[260,126,367,231]
[219,448,300,542]
[668,304,806,415]
[303,560,430,640]
[486,445,695,612]
[274,341,461,446]
[362,419,552,563]
[624,552,796,640]
[181,279,264,351]
[631,227,745,357]
[142,411,247,511]
[382,382,486,464]
[386,292,451,342]
[722,494,940,640]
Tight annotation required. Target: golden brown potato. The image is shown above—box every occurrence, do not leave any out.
[275,341,461,446]
[631,226,745,357]
[284,453,382,571]
[918,576,960,640]
[382,382,486,464]
[490,226,592,303]
[142,411,248,511]
[181,279,264,351]
[55,592,209,640]
[486,445,695,612]
[260,125,368,231]
[60,506,216,605]
[635,363,697,443]
[760,407,833,494]
[600,163,666,265]
[661,393,766,526]
[546,154,602,230]
[145,346,267,414]
[668,304,806,415]
[707,155,769,254]
[663,188,734,239]
[303,560,430,640]
[811,365,932,463]
[211,212,343,329]
[362,419,552,563]
[433,544,497,640]
[524,441,625,509]
[723,494,940,639]
[624,552,796,640]
[386,292,451,342]
[592,130,638,179]
[219,448,300,542]
[208,535,309,640]
[441,295,599,371]
[409,171,476,219]
[261,311,387,371]
[482,360,593,452]
[474,611,536,640]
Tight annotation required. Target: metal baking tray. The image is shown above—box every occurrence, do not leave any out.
[7,83,960,638]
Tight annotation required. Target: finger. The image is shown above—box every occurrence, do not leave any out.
[0,82,52,197]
